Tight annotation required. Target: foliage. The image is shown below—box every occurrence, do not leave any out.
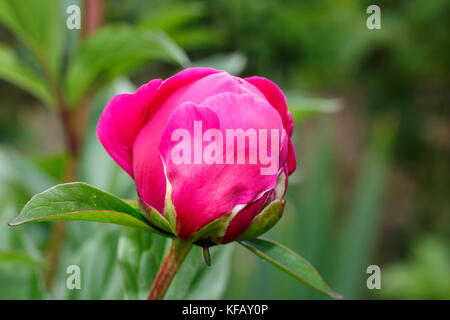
[382,236,450,299]
[0,0,448,300]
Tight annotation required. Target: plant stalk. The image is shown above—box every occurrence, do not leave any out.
[43,120,79,290]
[43,0,106,291]
[148,239,192,300]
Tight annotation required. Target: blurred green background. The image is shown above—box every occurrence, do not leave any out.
[0,0,448,299]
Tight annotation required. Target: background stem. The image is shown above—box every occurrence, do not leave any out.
[148,239,192,300]
[43,0,105,291]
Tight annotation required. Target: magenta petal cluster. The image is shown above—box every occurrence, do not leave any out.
[97,68,297,244]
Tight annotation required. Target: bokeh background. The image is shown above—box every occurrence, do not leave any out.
[0,0,448,299]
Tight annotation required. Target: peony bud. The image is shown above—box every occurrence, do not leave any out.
[97,68,296,245]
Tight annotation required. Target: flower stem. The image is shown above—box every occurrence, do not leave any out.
[148,239,192,300]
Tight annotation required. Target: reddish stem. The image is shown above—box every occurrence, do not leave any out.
[148,239,192,300]
[44,0,106,291]
[83,0,105,37]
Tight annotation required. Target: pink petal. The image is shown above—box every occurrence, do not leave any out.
[201,92,283,132]
[97,79,162,177]
[204,92,290,176]
[286,110,294,138]
[159,101,278,240]
[245,76,293,136]
[131,68,221,212]
[133,69,264,213]
[287,139,297,175]
[245,76,297,174]
[221,193,270,243]
[221,166,288,243]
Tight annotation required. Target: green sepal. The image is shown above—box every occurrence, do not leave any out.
[163,176,178,236]
[237,200,285,241]
[190,214,233,244]
[138,198,173,234]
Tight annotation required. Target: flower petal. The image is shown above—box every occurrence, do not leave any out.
[201,92,283,132]
[132,68,221,213]
[132,69,264,213]
[159,101,278,240]
[287,139,297,175]
[204,92,290,177]
[245,76,293,136]
[221,169,287,243]
[245,76,297,174]
[221,192,270,243]
[97,79,162,177]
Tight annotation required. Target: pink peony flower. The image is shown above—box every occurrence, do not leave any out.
[97,68,296,244]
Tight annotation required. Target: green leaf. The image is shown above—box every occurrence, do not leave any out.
[240,238,342,299]
[191,52,247,75]
[117,228,167,300]
[186,245,234,300]
[117,230,234,300]
[0,251,44,267]
[140,2,204,32]
[0,204,46,299]
[165,245,235,300]
[150,30,191,68]
[61,229,123,300]
[9,182,162,233]
[286,93,341,122]
[65,25,189,107]
[0,44,55,106]
[0,147,56,196]
[164,246,202,300]
[333,119,395,298]
[0,0,63,79]
[285,123,337,299]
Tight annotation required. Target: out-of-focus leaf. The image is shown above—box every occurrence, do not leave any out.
[57,229,123,300]
[163,246,201,300]
[0,147,56,195]
[0,201,46,299]
[117,228,167,299]
[65,25,189,107]
[118,230,234,300]
[186,245,234,300]
[286,93,342,122]
[333,119,396,299]
[0,44,55,106]
[150,30,190,68]
[9,182,161,233]
[139,2,217,49]
[382,236,450,299]
[291,123,336,299]
[28,154,67,183]
[0,0,63,78]
[140,2,204,31]
[0,251,44,267]
[240,238,342,299]
[117,228,235,300]
[192,52,247,75]
[172,28,220,50]
[165,244,234,300]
